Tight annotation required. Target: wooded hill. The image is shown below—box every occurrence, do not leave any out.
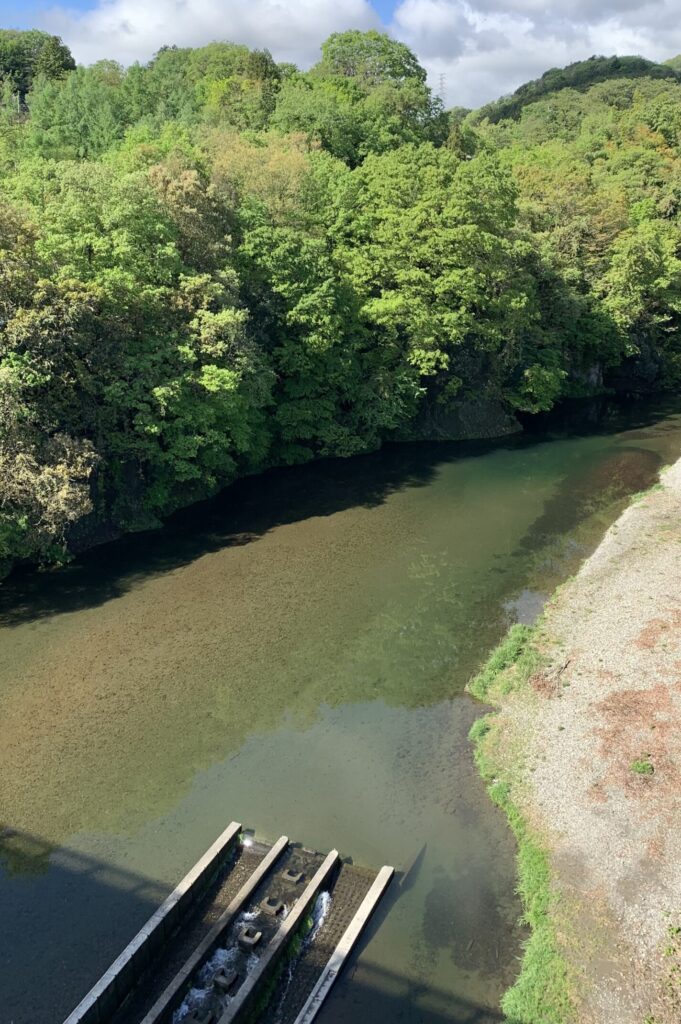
[2,29,681,576]
[471,54,680,124]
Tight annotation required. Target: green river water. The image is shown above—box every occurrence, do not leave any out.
[2,397,681,1024]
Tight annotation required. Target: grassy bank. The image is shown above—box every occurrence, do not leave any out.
[467,624,575,1024]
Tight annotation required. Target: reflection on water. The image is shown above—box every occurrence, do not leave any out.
[2,397,681,1024]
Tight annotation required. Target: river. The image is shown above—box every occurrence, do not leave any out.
[2,397,681,1024]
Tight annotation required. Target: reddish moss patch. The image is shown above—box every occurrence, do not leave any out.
[593,684,681,805]
[635,611,681,650]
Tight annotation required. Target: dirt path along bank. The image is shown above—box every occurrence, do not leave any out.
[472,459,681,1024]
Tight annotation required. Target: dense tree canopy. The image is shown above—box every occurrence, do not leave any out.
[472,54,679,125]
[2,29,681,576]
[314,30,427,85]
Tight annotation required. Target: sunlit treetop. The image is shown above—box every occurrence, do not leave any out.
[313,30,427,87]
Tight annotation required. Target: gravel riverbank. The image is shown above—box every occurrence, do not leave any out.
[473,459,681,1023]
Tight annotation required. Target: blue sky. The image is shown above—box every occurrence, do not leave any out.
[369,0,397,17]
[1,0,678,108]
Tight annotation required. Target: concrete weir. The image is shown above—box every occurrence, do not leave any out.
[62,825,394,1024]
[64,822,242,1024]
[291,866,395,1024]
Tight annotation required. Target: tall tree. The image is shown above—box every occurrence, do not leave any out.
[0,29,74,99]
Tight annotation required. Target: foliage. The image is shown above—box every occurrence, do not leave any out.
[25,63,130,159]
[330,144,538,409]
[315,30,427,85]
[271,31,446,164]
[479,73,681,388]
[3,34,681,575]
[0,29,74,100]
[473,54,679,125]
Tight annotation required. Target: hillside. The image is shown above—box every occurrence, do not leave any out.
[470,54,679,124]
[2,30,681,580]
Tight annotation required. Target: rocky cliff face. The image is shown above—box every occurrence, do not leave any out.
[402,397,521,441]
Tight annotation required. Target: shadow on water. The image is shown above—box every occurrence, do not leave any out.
[518,392,681,440]
[0,827,56,878]
[514,444,663,560]
[0,828,499,1024]
[0,828,166,1024]
[342,844,429,971]
[321,960,504,1024]
[0,444,448,628]
[1,394,680,629]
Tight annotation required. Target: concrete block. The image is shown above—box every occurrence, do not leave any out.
[212,969,238,994]
[260,897,284,917]
[281,869,303,885]
[237,926,262,951]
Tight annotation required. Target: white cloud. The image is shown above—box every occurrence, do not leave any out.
[42,0,380,68]
[391,0,471,58]
[39,0,681,107]
[390,0,681,107]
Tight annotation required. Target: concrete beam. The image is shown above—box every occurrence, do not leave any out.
[218,849,341,1024]
[291,865,395,1024]
[62,822,242,1024]
[140,835,289,1024]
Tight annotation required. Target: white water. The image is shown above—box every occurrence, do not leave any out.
[272,890,333,1023]
[172,944,259,1023]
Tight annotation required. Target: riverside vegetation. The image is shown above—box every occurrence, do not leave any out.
[3,30,681,580]
[469,624,570,1024]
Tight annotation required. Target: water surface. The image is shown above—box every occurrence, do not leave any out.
[2,397,681,1024]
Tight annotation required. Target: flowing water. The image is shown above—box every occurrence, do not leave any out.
[2,397,681,1024]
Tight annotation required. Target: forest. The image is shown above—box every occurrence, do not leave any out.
[2,27,681,576]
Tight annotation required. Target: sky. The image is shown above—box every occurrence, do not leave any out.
[2,0,680,108]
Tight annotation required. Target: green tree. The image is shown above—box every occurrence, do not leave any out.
[26,64,129,159]
[272,30,445,164]
[314,29,427,85]
[0,29,74,99]
[331,144,537,412]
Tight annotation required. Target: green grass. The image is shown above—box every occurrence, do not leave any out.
[468,623,540,702]
[630,480,665,504]
[468,625,576,1024]
[630,757,654,776]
